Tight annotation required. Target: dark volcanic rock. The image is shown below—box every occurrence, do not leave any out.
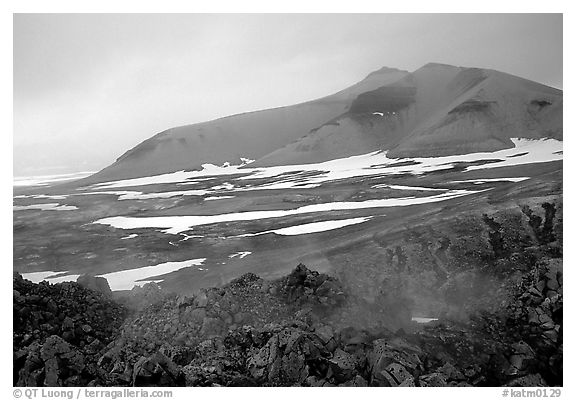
[133,351,184,386]
[13,254,562,387]
[76,274,112,297]
[274,264,346,312]
[40,335,85,386]
[13,273,127,386]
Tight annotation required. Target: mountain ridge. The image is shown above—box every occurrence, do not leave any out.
[82,62,562,183]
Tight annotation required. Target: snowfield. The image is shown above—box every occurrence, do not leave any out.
[94,189,480,235]
[21,258,207,291]
[14,138,562,292]
[236,217,373,237]
[13,203,78,211]
[85,138,561,195]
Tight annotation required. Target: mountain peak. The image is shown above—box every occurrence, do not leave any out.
[364,66,408,79]
[420,62,460,69]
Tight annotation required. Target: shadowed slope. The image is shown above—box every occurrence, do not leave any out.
[254,63,562,166]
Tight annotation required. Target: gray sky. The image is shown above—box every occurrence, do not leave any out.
[13,13,562,176]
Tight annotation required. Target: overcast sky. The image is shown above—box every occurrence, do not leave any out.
[13,13,562,176]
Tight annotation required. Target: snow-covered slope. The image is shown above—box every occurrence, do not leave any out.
[85,63,562,182]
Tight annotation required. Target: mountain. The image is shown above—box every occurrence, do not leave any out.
[14,61,563,388]
[86,67,409,182]
[85,62,561,183]
[254,63,562,166]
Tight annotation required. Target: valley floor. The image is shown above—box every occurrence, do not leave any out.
[13,143,563,387]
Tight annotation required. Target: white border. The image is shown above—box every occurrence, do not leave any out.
[3,3,571,398]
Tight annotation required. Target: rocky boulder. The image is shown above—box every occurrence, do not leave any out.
[76,274,112,297]
[273,264,346,312]
[368,336,423,386]
[132,351,184,386]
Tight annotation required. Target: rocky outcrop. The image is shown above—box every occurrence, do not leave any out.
[76,274,112,298]
[273,264,346,312]
[14,257,562,387]
[40,336,85,386]
[13,273,127,386]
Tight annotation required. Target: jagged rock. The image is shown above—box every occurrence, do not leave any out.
[133,352,183,386]
[399,376,416,386]
[194,292,208,308]
[528,287,543,298]
[13,260,563,388]
[40,335,85,386]
[379,362,413,386]
[542,329,559,343]
[438,362,466,381]
[546,278,559,291]
[368,337,423,386]
[352,375,368,386]
[200,317,223,337]
[247,326,330,385]
[315,280,345,306]
[419,372,448,387]
[62,317,74,331]
[546,290,559,301]
[126,282,168,310]
[527,308,540,325]
[328,348,357,382]
[176,295,195,308]
[274,264,346,310]
[280,351,307,383]
[315,324,338,352]
[76,275,112,297]
[305,375,323,387]
[16,344,43,387]
[183,307,206,325]
[506,373,547,387]
[507,341,535,376]
[370,337,423,373]
[85,339,103,355]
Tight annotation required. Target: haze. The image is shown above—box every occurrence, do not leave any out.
[13,13,562,177]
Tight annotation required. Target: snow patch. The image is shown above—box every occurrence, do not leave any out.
[21,258,207,291]
[79,189,208,200]
[240,158,255,165]
[238,217,372,237]
[229,251,252,259]
[94,189,479,235]
[204,196,235,201]
[448,177,530,184]
[179,233,203,241]
[88,139,561,193]
[14,194,69,200]
[412,317,439,324]
[20,271,64,283]
[14,203,78,211]
[371,184,444,192]
[13,171,95,187]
